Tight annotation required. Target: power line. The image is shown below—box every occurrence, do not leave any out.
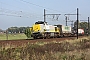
[0,1,23,10]
[0,8,42,16]
[0,13,43,20]
[0,0,80,24]
[1,7,43,19]
[0,0,77,17]
[0,1,43,17]
[19,0,64,13]
[0,14,22,17]
[0,8,43,19]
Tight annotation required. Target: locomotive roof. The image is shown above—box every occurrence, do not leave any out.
[35,21,47,24]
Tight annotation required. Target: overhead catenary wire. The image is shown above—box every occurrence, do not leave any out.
[0,1,24,11]
[0,0,78,18]
[0,0,78,15]
[0,8,43,19]
[19,0,65,14]
[0,14,22,17]
[0,0,81,23]
[0,1,43,19]
[1,8,41,15]
[80,14,88,21]
[0,13,43,20]
[0,3,60,21]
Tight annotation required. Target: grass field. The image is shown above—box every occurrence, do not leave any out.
[0,33,27,40]
[0,36,90,60]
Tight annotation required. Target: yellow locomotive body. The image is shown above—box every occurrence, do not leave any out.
[31,21,60,39]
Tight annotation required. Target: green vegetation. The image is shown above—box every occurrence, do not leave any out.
[0,36,90,60]
[24,28,32,38]
[0,33,27,40]
[74,21,90,34]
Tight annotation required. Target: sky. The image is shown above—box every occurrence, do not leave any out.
[0,0,90,30]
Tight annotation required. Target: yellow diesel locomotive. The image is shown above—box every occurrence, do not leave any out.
[31,21,60,39]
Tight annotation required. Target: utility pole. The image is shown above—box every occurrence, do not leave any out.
[44,9,46,22]
[88,17,89,35]
[64,8,79,39]
[77,8,79,39]
[65,16,68,26]
[43,9,61,22]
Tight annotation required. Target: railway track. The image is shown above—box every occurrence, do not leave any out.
[0,36,87,47]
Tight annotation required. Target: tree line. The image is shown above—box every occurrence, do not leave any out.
[7,27,31,33]
[74,21,90,34]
